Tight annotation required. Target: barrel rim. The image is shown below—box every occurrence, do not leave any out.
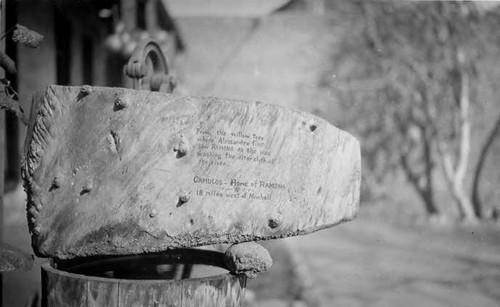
[41,261,244,284]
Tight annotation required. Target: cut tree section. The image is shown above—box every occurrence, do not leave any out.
[22,86,360,259]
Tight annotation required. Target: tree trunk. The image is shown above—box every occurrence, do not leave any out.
[422,128,438,215]
[437,62,477,222]
[399,137,439,216]
[420,187,438,216]
[471,112,500,218]
[361,2,384,54]
[455,65,477,222]
[452,181,476,222]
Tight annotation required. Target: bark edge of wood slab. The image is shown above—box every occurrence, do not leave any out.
[22,85,361,259]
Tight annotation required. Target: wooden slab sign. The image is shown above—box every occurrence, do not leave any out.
[22,86,361,259]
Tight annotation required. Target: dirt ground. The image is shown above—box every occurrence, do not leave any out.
[287,206,500,307]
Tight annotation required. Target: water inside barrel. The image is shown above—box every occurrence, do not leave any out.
[57,249,228,280]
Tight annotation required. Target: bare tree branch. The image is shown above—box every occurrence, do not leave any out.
[471,112,500,218]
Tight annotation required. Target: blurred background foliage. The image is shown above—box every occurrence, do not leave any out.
[321,1,500,223]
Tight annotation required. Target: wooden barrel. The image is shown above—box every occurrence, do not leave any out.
[42,249,246,307]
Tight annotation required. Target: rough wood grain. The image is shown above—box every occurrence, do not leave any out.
[42,261,246,307]
[42,263,88,307]
[22,85,361,259]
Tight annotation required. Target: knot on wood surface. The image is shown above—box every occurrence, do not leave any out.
[177,194,190,207]
[77,85,93,100]
[173,138,189,158]
[224,242,272,279]
[114,94,129,111]
[268,212,283,229]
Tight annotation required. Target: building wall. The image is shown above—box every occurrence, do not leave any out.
[17,1,57,117]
